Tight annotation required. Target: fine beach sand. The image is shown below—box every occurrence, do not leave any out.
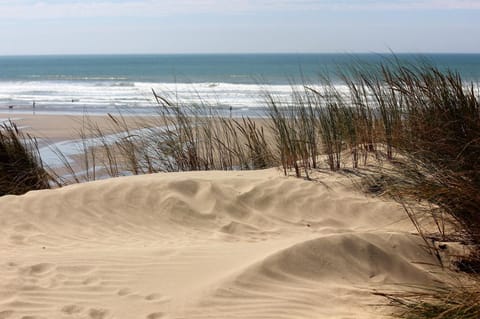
[0,113,156,142]
[0,114,441,319]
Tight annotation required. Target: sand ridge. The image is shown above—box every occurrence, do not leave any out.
[0,169,439,319]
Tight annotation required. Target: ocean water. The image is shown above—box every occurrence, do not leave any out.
[0,53,479,115]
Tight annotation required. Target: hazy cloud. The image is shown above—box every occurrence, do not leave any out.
[0,0,478,54]
[0,0,478,19]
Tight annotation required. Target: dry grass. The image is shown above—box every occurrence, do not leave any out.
[376,282,480,319]
[0,121,56,195]
[352,63,480,318]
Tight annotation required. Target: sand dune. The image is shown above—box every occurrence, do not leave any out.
[0,169,439,319]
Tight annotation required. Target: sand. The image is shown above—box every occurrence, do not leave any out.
[0,113,156,142]
[0,166,441,319]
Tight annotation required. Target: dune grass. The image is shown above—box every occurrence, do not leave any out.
[376,283,480,319]
[352,64,480,318]
[57,92,278,182]
[0,121,56,195]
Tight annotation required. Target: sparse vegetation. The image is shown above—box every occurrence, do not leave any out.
[0,121,56,195]
[376,283,480,319]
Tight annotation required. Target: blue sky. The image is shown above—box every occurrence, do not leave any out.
[0,0,479,55]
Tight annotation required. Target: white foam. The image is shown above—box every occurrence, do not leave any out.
[0,80,353,114]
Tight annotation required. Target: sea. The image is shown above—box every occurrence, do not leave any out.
[0,53,479,116]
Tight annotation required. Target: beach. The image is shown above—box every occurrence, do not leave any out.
[1,54,478,319]
[0,165,439,319]
[1,0,479,313]
[0,113,153,142]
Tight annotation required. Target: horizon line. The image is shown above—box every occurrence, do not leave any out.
[1,51,480,58]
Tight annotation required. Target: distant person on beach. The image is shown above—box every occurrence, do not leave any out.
[33,101,36,115]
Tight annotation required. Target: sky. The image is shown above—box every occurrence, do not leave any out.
[0,0,479,55]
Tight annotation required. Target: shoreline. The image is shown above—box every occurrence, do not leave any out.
[0,112,159,142]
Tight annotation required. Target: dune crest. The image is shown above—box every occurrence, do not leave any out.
[0,169,438,318]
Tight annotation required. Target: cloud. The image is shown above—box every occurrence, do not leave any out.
[266,0,480,10]
[0,0,478,19]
